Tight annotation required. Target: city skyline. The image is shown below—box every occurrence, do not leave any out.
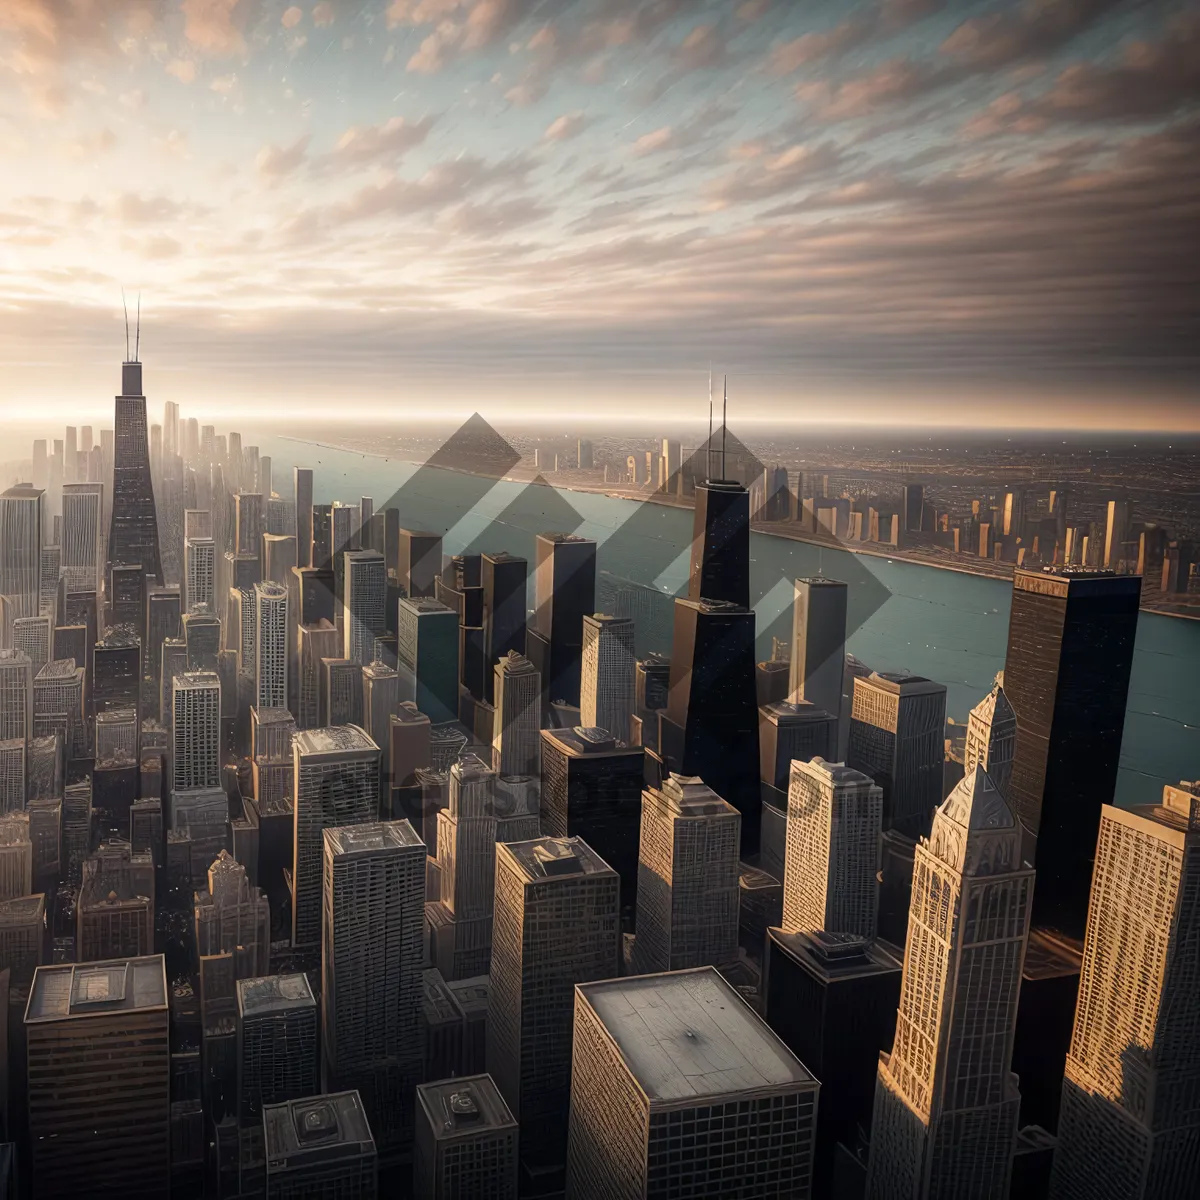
[1,0,1198,427]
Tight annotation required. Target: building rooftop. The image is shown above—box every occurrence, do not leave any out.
[398,597,456,616]
[768,928,903,980]
[653,773,740,819]
[422,968,466,1026]
[26,955,168,1023]
[0,893,46,922]
[264,1090,375,1167]
[578,967,813,1104]
[34,659,79,681]
[254,580,287,598]
[447,975,489,1017]
[793,757,878,789]
[495,649,536,675]
[293,725,378,757]
[418,1073,517,1140]
[237,972,316,1018]
[324,820,423,858]
[538,532,594,546]
[1,485,43,500]
[502,836,615,882]
[794,576,847,588]
[677,597,753,617]
[863,671,946,696]
[541,726,640,759]
[392,701,431,727]
[0,649,30,666]
[482,550,524,565]
[762,700,837,724]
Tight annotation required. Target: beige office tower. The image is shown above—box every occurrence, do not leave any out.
[0,811,32,900]
[487,837,619,1181]
[865,766,1033,1200]
[963,679,1016,800]
[566,967,819,1199]
[322,820,425,1159]
[579,614,635,744]
[194,850,270,978]
[427,753,540,981]
[1049,782,1200,1200]
[492,650,541,777]
[783,757,882,940]
[291,725,380,949]
[25,956,170,1200]
[631,773,740,974]
[297,619,339,729]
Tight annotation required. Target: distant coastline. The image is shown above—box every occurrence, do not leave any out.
[273,434,1200,623]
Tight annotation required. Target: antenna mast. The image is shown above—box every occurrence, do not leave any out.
[135,293,141,361]
[721,375,728,480]
[707,368,714,482]
[122,289,130,362]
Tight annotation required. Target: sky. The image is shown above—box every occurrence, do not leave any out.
[0,0,1198,429]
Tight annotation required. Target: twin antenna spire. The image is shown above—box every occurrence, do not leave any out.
[706,369,729,482]
[122,290,141,363]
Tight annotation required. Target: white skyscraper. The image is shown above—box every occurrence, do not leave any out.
[254,580,288,710]
[963,679,1016,800]
[865,767,1033,1200]
[172,671,222,792]
[61,482,103,594]
[185,536,216,613]
[342,549,387,666]
[0,486,43,618]
[579,613,636,742]
[492,650,541,778]
[783,757,883,940]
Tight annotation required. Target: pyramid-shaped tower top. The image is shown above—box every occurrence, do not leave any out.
[928,765,1023,877]
[971,679,1015,726]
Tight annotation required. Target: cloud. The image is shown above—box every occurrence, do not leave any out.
[281,5,304,28]
[736,0,772,20]
[115,193,190,224]
[331,116,436,166]
[544,112,588,142]
[140,234,183,259]
[672,23,727,72]
[940,0,1123,72]
[797,58,940,119]
[210,73,238,93]
[388,0,536,73]
[633,126,676,156]
[768,19,870,74]
[119,88,146,108]
[707,142,843,208]
[312,2,335,25]
[166,57,198,83]
[181,0,246,56]
[256,134,311,179]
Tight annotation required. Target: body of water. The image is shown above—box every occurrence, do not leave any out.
[256,433,1200,809]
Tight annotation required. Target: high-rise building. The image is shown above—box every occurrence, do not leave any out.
[0,649,31,743]
[566,967,818,1198]
[293,467,313,569]
[322,820,425,1157]
[252,705,296,813]
[360,660,398,803]
[185,536,216,612]
[321,657,364,728]
[492,650,541,777]
[783,757,882,940]
[262,1090,377,1200]
[13,613,51,674]
[865,767,1033,1199]
[236,973,319,1126]
[172,671,222,792]
[107,359,163,586]
[398,527,442,599]
[1049,782,1200,1199]
[414,1074,518,1200]
[32,658,85,758]
[1003,567,1142,937]
[579,613,635,742]
[963,679,1016,799]
[77,840,155,961]
[788,577,848,729]
[291,725,380,948]
[1102,498,1133,570]
[61,482,103,593]
[0,811,32,900]
[688,478,751,608]
[758,699,838,796]
[262,532,296,587]
[397,597,459,724]
[194,850,271,979]
[847,671,947,838]
[659,597,760,853]
[343,549,387,666]
[0,738,24,813]
[0,892,44,992]
[183,607,221,672]
[0,485,42,617]
[25,956,170,1200]
[487,837,619,1180]
[631,773,740,974]
[633,652,670,750]
[528,533,596,710]
[297,619,339,729]
[253,581,288,710]
[481,551,527,703]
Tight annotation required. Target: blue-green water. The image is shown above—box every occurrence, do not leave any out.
[256,434,1200,810]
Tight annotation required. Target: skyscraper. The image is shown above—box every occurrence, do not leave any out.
[492,649,541,777]
[262,1090,377,1200]
[25,956,170,1200]
[236,973,319,1127]
[0,649,31,745]
[783,757,882,940]
[291,725,380,948]
[963,679,1016,799]
[397,597,459,724]
[322,820,425,1157]
[0,812,32,900]
[631,773,741,974]
[1049,782,1200,1199]
[398,527,442,599]
[481,550,527,703]
[567,968,818,1198]
[294,467,313,569]
[185,536,216,612]
[487,837,619,1182]
[0,485,42,617]
[107,359,163,586]
[579,613,635,742]
[77,840,155,962]
[689,478,751,608]
[172,671,222,792]
[61,482,103,593]
[343,549,387,666]
[194,850,271,979]
[1003,567,1141,937]
[847,671,947,838]
[528,532,596,710]
[253,581,288,710]
[865,767,1033,1199]
[297,618,339,729]
[414,1074,518,1200]
[788,577,848,727]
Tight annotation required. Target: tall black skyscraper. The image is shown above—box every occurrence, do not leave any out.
[1003,566,1141,936]
[527,534,595,710]
[481,551,527,703]
[660,597,760,852]
[108,357,163,587]
[688,480,750,609]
